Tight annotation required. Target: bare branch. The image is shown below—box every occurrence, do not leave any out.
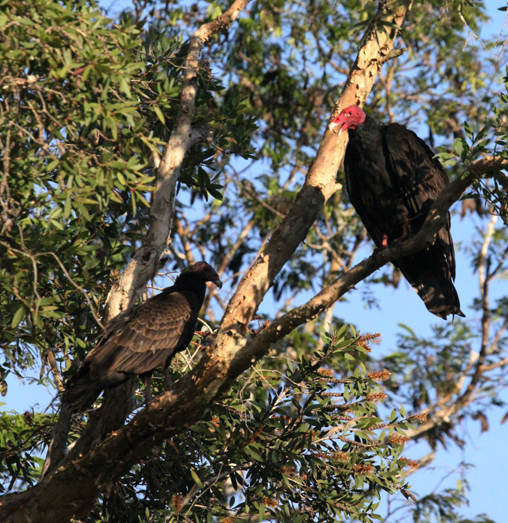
[46,349,64,392]
[480,356,508,373]
[378,47,407,66]
[175,218,197,265]
[105,0,250,320]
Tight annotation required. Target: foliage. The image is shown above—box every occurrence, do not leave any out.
[397,475,497,523]
[0,410,51,491]
[86,327,414,523]
[1,0,508,521]
[0,0,255,389]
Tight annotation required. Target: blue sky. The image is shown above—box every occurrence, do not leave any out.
[3,1,508,521]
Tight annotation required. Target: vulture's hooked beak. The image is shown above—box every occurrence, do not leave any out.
[328,120,342,134]
[213,276,223,289]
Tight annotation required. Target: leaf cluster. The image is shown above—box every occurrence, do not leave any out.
[86,326,414,523]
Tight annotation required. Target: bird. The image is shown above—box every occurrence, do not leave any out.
[62,261,222,412]
[329,105,464,319]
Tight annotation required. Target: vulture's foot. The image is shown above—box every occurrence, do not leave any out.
[389,222,411,247]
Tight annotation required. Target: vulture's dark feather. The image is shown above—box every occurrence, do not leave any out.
[331,106,464,319]
[62,261,222,411]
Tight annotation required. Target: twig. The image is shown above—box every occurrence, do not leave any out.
[378,47,406,66]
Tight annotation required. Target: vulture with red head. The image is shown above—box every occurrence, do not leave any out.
[330,105,464,319]
[62,261,222,411]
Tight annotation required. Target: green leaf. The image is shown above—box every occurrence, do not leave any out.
[11,306,26,329]
[245,446,263,461]
[258,502,265,522]
[153,105,165,124]
[190,469,203,488]
[452,137,463,157]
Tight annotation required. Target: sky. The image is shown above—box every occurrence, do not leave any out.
[370,215,508,521]
[3,1,508,521]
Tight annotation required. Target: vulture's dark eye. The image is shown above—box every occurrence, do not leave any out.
[348,111,353,115]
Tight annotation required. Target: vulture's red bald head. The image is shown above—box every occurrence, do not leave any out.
[329,105,366,134]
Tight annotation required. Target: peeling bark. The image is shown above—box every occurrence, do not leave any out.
[38,0,251,495]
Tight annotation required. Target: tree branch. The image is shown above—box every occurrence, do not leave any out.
[38,0,251,490]
[105,0,250,319]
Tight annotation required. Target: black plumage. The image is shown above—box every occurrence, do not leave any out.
[330,106,464,319]
[62,261,222,411]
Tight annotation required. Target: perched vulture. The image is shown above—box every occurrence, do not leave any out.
[329,105,464,319]
[62,261,222,411]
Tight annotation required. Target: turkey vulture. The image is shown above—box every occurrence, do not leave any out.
[329,105,464,319]
[62,261,222,411]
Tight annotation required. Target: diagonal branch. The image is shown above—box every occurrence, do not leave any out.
[208,0,413,371]
[105,0,251,320]
[39,0,251,486]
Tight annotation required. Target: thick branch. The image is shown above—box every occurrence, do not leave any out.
[105,0,249,319]
[38,0,251,496]
[209,0,413,375]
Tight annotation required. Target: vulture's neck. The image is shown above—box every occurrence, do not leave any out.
[171,274,207,303]
[349,114,380,138]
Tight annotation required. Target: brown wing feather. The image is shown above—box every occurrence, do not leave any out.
[87,291,198,378]
[62,290,200,411]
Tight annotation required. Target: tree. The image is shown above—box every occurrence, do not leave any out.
[1,0,507,521]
